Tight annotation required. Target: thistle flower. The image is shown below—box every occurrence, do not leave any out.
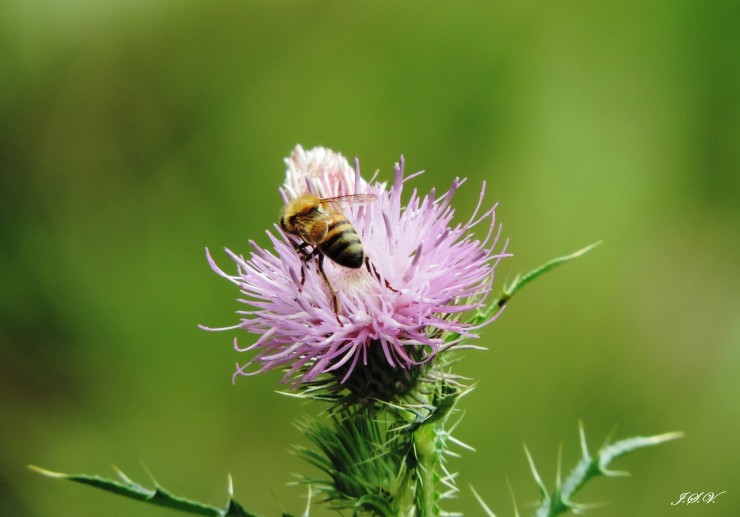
[204,145,509,386]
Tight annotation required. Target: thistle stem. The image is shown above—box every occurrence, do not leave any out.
[413,422,441,516]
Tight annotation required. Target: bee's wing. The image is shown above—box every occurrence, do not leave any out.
[292,211,332,245]
[319,193,377,210]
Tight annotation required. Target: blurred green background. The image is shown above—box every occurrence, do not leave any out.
[2,1,739,516]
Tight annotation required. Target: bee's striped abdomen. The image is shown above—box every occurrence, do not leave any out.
[320,215,364,268]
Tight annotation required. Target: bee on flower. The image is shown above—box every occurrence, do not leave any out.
[279,191,391,318]
[203,145,509,388]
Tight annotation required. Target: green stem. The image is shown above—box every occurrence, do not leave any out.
[413,422,441,516]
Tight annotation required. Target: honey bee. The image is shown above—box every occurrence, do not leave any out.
[280,192,381,316]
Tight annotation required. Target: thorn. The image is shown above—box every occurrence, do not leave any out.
[112,464,134,485]
[302,483,312,517]
[470,485,497,517]
[646,431,685,443]
[27,465,65,478]
[523,444,548,498]
[571,241,602,258]
[275,390,311,399]
[601,424,619,450]
[139,460,158,487]
[570,500,610,514]
[601,468,631,477]
[447,434,476,452]
[505,477,521,517]
[556,441,564,489]
[578,420,591,460]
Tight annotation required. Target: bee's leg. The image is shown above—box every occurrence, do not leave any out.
[365,257,398,292]
[294,242,318,287]
[317,252,342,323]
[296,241,312,257]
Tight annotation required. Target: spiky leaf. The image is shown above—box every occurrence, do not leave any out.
[531,427,683,517]
[446,242,601,346]
[29,465,260,517]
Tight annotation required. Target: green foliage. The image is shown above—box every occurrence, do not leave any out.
[294,381,468,517]
[471,425,682,517]
[527,425,683,517]
[295,413,414,516]
[28,465,262,517]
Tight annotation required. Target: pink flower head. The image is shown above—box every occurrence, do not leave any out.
[204,145,509,386]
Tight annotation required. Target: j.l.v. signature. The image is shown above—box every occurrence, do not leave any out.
[671,491,726,505]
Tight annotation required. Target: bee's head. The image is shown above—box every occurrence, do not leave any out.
[279,205,298,234]
[279,214,297,234]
